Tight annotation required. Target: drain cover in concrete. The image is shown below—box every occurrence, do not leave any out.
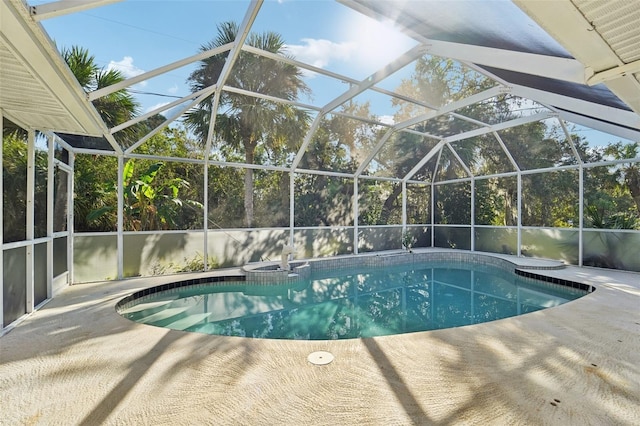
[307,351,334,365]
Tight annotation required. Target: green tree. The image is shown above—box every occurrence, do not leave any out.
[375,56,496,225]
[61,45,139,145]
[74,154,118,232]
[2,130,49,242]
[186,21,310,227]
[87,159,203,231]
[604,142,640,216]
[76,126,205,232]
[294,105,381,227]
[3,131,29,243]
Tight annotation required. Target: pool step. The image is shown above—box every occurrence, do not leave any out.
[121,299,179,321]
[165,313,213,331]
[137,307,191,325]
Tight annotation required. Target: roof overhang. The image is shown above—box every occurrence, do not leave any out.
[514,0,640,116]
[0,0,106,135]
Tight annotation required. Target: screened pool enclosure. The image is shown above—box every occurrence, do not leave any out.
[3,0,640,330]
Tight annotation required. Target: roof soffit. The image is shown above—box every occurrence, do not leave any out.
[514,0,640,116]
[0,0,105,136]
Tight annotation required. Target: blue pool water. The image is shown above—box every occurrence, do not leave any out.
[119,262,586,340]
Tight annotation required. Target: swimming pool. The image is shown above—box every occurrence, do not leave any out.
[118,255,588,340]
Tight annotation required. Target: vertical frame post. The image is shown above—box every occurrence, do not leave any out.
[47,135,54,297]
[401,180,407,249]
[203,162,209,270]
[117,155,124,279]
[470,178,475,252]
[353,178,359,254]
[517,173,522,256]
[289,171,295,247]
[430,181,435,247]
[26,129,35,313]
[578,165,584,266]
[68,152,75,284]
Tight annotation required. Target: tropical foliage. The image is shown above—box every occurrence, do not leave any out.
[85,159,203,231]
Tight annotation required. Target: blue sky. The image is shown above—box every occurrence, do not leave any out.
[34,0,418,120]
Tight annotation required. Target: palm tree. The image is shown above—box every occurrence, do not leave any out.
[186,21,310,227]
[62,45,140,231]
[61,46,139,145]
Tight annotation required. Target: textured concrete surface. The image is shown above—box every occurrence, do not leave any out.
[1,260,639,425]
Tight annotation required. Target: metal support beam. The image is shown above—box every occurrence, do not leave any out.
[353,178,359,254]
[404,141,446,183]
[222,85,318,112]
[560,119,584,266]
[517,173,522,256]
[430,179,435,247]
[492,132,520,172]
[213,1,262,91]
[68,152,75,284]
[578,165,584,266]
[111,85,217,134]
[47,134,54,299]
[242,44,438,116]
[511,83,640,139]
[26,129,35,313]
[291,116,323,170]
[290,171,295,247]
[445,112,554,144]
[403,112,551,182]
[445,143,473,177]
[422,38,586,85]
[401,180,407,240]
[103,132,124,155]
[431,147,445,247]
[201,1,262,233]
[470,178,475,251]
[354,86,503,178]
[30,0,122,21]
[125,91,213,154]
[89,45,232,101]
[354,130,394,177]
[117,156,124,279]
[554,108,640,144]
[587,60,640,86]
[396,87,507,132]
[203,162,209,271]
[321,44,427,115]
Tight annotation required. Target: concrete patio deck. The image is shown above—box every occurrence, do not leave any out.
[1,254,639,425]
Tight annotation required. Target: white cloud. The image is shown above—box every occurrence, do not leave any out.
[285,38,357,70]
[107,56,147,87]
[339,13,417,73]
[285,15,416,78]
[167,84,179,94]
[145,102,170,114]
[378,115,395,126]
